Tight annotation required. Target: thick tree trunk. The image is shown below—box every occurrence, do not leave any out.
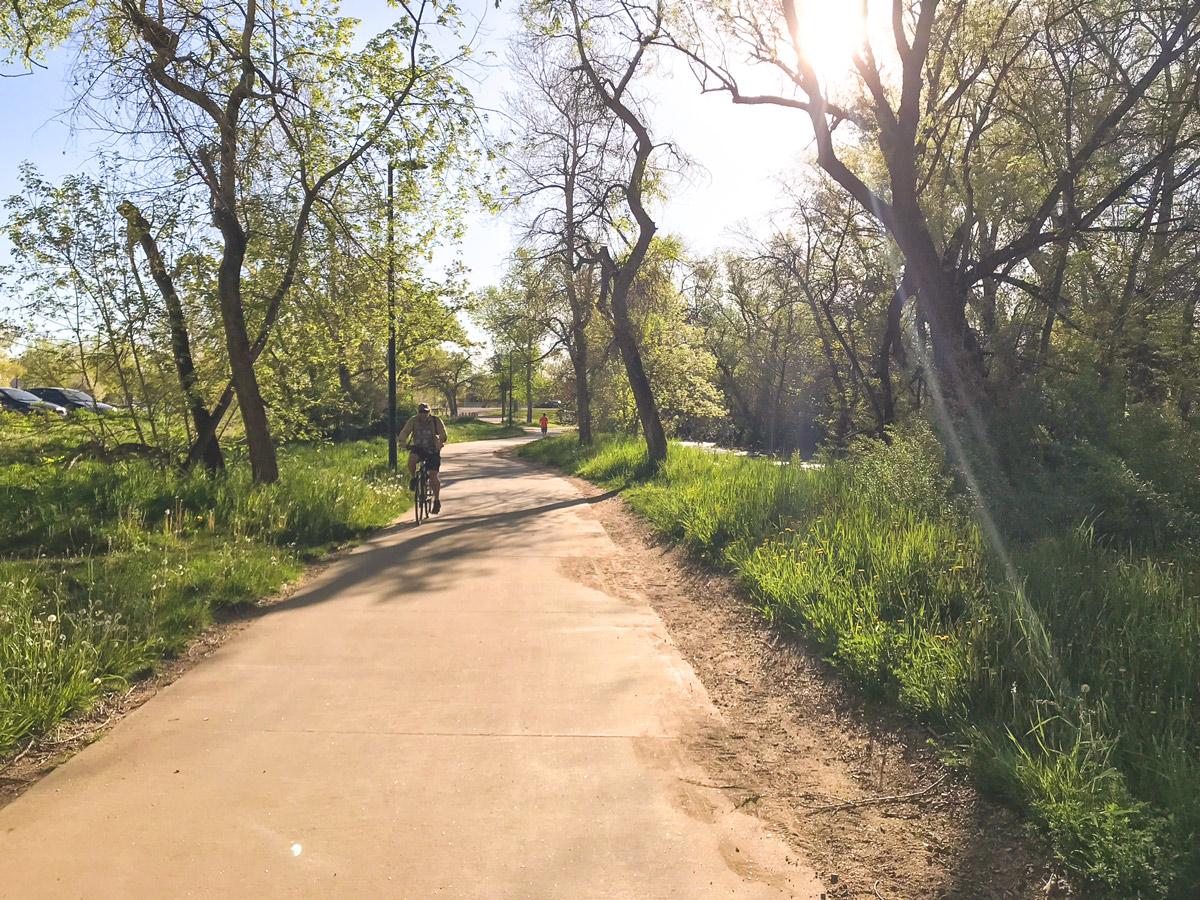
[337,362,355,405]
[563,261,594,446]
[571,4,668,463]
[186,384,235,468]
[837,93,981,404]
[890,212,980,400]
[572,332,592,446]
[189,405,224,471]
[607,271,667,461]
[216,221,278,484]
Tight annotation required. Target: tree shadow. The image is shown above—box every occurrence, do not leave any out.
[259,487,622,618]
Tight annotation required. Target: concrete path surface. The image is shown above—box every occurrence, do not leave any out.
[0,437,823,899]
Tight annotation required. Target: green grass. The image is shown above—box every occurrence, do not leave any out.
[519,430,1199,899]
[0,424,410,756]
[444,418,527,443]
[0,411,142,467]
[467,408,566,424]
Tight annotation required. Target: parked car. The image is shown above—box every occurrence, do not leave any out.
[28,387,119,414]
[0,387,68,416]
[537,399,563,409]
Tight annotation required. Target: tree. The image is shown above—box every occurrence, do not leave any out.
[118,200,225,470]
[694,248,816,451]
[630,241,726,438]
[1,0,80,70]
[693,181,901,451]
[667,0,1200,409]
[74,0,479,481]
[526,0,674,461]
[413,346,473,416]
[0,322,21,387]
[503,32,624,445]
[477,267,553,424]
[257,176,468,440]
[4,165,180,448]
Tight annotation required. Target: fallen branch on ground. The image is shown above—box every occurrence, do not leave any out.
[805,773,949,815]
[0,740,36,774]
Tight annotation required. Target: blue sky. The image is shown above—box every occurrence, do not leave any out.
[0,1,806,322]
[0,47,79,215]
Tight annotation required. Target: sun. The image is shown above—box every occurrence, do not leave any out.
[796,0,871,84]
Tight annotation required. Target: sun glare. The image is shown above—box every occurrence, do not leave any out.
[797,0,872,85]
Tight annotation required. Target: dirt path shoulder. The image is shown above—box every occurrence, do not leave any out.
[541,461,1065,900]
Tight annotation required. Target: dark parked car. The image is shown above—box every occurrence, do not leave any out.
[0,387,68,416]
[28,387,119,414]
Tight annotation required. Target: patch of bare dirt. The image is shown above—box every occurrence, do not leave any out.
[549,466,1067,900]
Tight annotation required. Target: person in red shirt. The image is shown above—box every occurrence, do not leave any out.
[539,413,549,436]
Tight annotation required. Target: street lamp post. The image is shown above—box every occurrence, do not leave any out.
[507,350,514,427]
[383,159,428,473]
[387,163,398,473]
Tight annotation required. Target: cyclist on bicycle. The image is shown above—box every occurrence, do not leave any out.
[398,402,447,514]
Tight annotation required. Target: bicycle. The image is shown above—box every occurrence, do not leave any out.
[412,454,434,525]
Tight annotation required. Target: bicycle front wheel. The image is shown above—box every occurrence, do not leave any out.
[414,467,426,525]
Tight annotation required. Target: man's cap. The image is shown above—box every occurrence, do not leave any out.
[418,402,430,413]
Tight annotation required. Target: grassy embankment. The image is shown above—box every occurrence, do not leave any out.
[519,430,1199,899]
[0,414,515,757]
[468,408,565,424]
[443,417,528,442]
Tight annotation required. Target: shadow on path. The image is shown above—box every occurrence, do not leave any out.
[264,487,621,617]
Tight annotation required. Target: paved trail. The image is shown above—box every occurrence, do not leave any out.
[0,437,822,899]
